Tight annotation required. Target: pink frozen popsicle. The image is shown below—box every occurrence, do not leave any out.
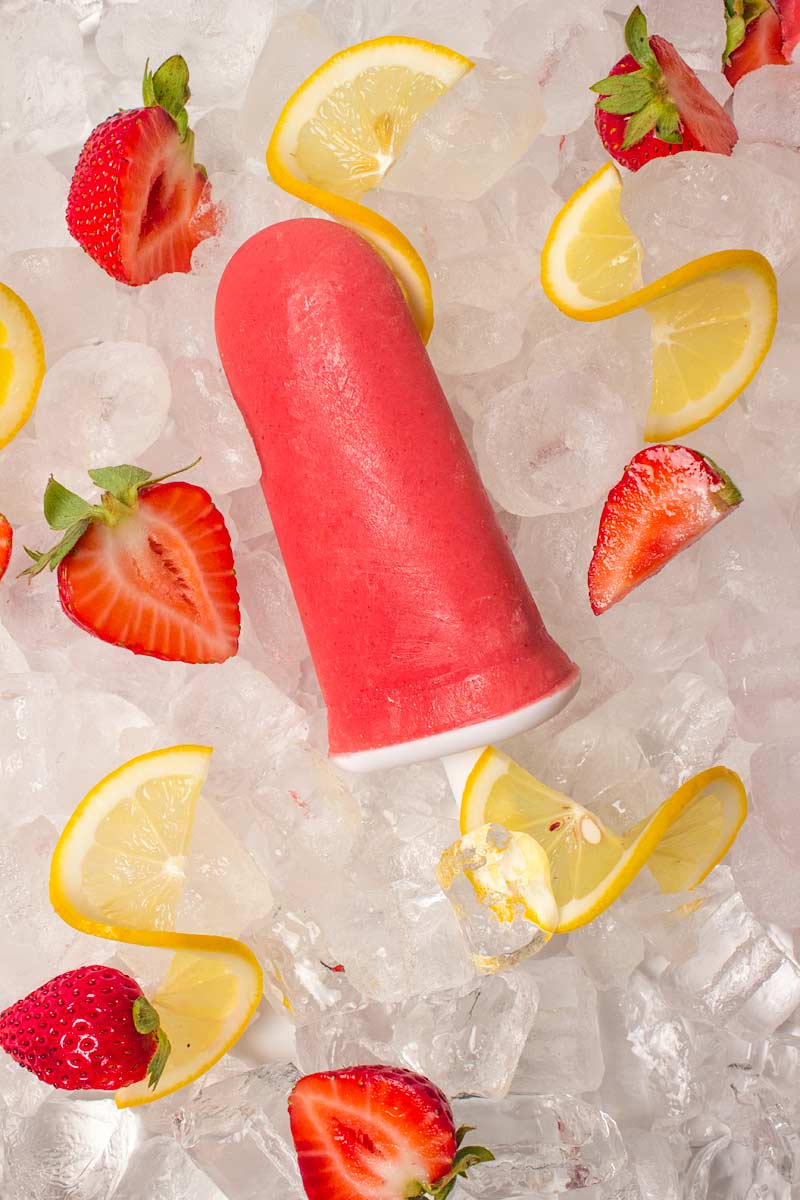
[215,219,579,770]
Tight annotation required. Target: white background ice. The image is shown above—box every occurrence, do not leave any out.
[0,0,799,1197]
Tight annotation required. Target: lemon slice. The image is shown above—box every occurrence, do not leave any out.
[0,280,45,449]
[540,162,777,440]
[50,746,263,1107]
[267,36,473,342]
[461,748,747,933]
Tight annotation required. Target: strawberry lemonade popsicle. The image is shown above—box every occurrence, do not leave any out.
[215,219,579,770]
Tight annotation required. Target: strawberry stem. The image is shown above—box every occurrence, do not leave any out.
[142,54,198,159]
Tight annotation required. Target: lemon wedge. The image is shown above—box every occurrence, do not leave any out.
[540,162,778,440]
[460,748,747,933]
[267,36,473,342]
[50,746,263,1107]
[0,280,45,449]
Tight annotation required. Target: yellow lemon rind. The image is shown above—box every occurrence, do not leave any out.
[0,280,46,449]
[266,36,474,344]
[461,752,747,934]
[49,745,264,1109]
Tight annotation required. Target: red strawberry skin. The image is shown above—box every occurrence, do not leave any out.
[588,445,742,615]
[57,481,239,664]
[289,1066,457,1200]
[0,514,11,582]
[726,4,788,85]
[0,966,159,1091]
[592,7,737,170]
[594,54,701,171]
[67,105,215,286]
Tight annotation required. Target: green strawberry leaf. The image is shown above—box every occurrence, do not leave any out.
[624,6,658,69]
[20,520,90,577]
[455,1126,476,1148]
[151,54,191,118]
[132,995,161,1035]
[703,454,744,510]
[655,103,683,143]
[146,1027,171,1090]
[43,478,98,531]
[592,70,654,113]
[88,464,153,504]
[620,98,662,148]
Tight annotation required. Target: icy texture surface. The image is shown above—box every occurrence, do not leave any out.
[0,1,799,1197]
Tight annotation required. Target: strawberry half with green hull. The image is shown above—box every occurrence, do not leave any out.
[67,55,218,285]
[588,444,742,615]
[0,514,11,582]
[289,1065,493,1200]
[0,965,170,1092]
[724,0,788,85]
[24,462,239,663]
[592,7,738,170]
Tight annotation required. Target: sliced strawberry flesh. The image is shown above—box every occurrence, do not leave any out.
[290,1068,456,1200]
[651,36,739,153]
[57,481,238,663]
[726,5,787,84]
[589,445,741,615]
[775,0,800,54]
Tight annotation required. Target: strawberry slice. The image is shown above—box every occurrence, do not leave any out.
[67,55,218,286]
[288,1066,493,1200]
[24,462,239,663]
[592,7,738,171]
[775,0,800,55]
[724,1,788,85]
[588,445,742,615]
[0,514,11,582]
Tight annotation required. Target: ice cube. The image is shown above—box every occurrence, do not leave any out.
[226,485,273,544]
[640,0,727,69]
[384,60,545,203]
[731,814,800,931]
[625,1130,682,1200]
[4,1094,136,1200]
[428,304,525,375]
[0,155,71,257]
[621,151,800,278]
[293,998,396,1074]
[168,658,308,797]
[473,372,638,517]
[250,906,355,1026]
[175,1062,303,1198]
[513,956,605,1094]
[394,971,540,1099]
[34,342,172,468]
[724,333,800,502]
[235,546,309,693]
[480,160,561,253]
[437,825,552,976]
[170,358,261,495]
[454,1093,627,1198]
[568,910,645,991]
[733,63,800,151]
[490,0,619,135]
[0,6,88,154]
[239,12,338,163]
[115,1136,225,1200]
[637,670,734,788]
[659,890,800,1038]
[708,604,800,744]
[393,0,501,55]
[96,0,273,108]
[0,248,126,363]
[194,108,246,177]
[433,245,534,313]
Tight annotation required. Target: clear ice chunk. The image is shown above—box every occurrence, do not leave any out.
[513,956,605,1095]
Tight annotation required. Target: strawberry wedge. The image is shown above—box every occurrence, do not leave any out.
[289,1066,492,1200]
[0,514,11,582]
[588,445,742,615]
[725,2,788,85]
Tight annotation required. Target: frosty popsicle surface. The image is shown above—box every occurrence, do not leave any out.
[215,219,579,769]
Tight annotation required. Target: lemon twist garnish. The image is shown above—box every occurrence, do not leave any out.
[540,162,777,440]
[460,747,747,933]
[49,746,263,1107]
[267,36,473,342]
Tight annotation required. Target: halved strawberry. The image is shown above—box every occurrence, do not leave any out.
[288,1065,492,1200]
[24,462,239,663]
[67,55,218,286]
[724,0,788,85]
[588,444,742,615]
[775,0,800,55]
[592,7,738,170]
[0,515,11,582]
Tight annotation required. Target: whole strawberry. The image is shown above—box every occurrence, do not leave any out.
[0,965,170,1091]
[67,55,218,285]
[24,461,240,664]
[591,7,738,170]
[289,1065,493,1200]
[0,514,11,582]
